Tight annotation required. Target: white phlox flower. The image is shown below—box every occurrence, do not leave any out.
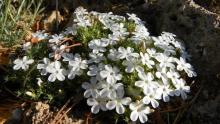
[46,61,66,82]
[155,66,169,84]
[129,100,152,123]
[173,79,190,100]
[62,53,74,62]
[74,7,91,27]
[135,72,158,91]
[166,68,180,84]
[117,47,139,60]
[87,95,108,114]
[143,88,161,108]
[107,48,119,61]
[156,84,174,102]
[88,52,106,64]
[110,23,129,39]
[122,57,141,73]
[100,65,122,84]
[88,39,109,53]
[127,13,143,25]
[132,25,150,43]
[155,53,175,69]
[49,34,64,44]
[13,56,34,71]
[32,30,48,41]
[106,88,131,114]
[82,77,101,98]
[140,52,155,68]
[63,25,77,35]
[68,54,88,79]
[99,81,124,98]
[37,58,50,75]
[175,57,197,77]
[146,48,157,57]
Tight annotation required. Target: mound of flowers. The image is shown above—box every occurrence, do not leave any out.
[11,7,196,123]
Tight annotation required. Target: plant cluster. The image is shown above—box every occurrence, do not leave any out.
[11,7,196,123]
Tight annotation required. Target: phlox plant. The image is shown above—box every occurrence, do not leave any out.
[9,7,196,123]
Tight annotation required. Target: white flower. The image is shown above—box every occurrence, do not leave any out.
[32,30,48,41]
[49,34,64,44]
[146,48,157,57]
[127,13,143,24]
[140,52,155,68]
[89,52,106,63]
[63,25,77,35]
[68,54,88,79]
[62,53,74,62]
[82,77,101,98]
[106,88,131,114]
[174,79,190,100]
[69,54,88,70]
[87,63,104,77]
[155,53,175,69]
[135,72,158,91]
[13,56,34,71]
[110,23,129,39]
[88,39,109,53]
[108,34,120,42]
[87,95,108,114]
[129,100,152,123]
[87,65,99,76]
[74,14,91,27]
[74,7,89,15]
[132,25,150,44]
[106,37,117,45]
[107,48,119,61]
[156,84,174,102]
[117,47,139,60]
[37,58,50,75]
[155,66,169,84]
[143,88,160,108]
[46,61,66,82]
[166,68,180,84]
[122,57,141,73]
[99,81,124,98]
[175,57,197,77]
[100,65,122,84]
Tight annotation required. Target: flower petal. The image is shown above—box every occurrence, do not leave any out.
[48,74,56,82]
[91,105,100,114]
[87,98,97,106]
[151,99,159,108]
[135,81,144,88]
[139,112,148,123]
[116,104,125,114]
[84,90,91,98]
[106,101,116,110]
[143,96,150,104]
[121,97,131,105]
[13,64,21,70]
[56,73,65,81]
[100,70,108,79]
[130,111,138,122]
